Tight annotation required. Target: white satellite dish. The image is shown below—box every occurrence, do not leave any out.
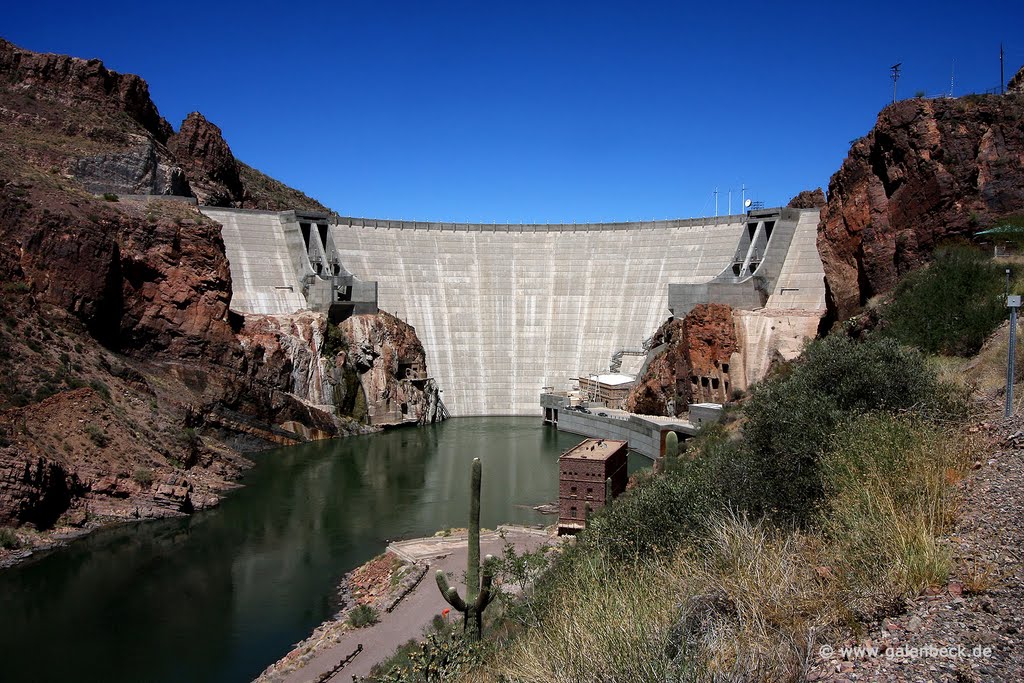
[744,199,752,208]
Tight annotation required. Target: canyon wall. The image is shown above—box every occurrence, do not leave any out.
[818,85,1024,322]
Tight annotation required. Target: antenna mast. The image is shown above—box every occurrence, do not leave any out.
[890,63,902,104]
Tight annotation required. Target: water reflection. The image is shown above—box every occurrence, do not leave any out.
[0,418,648,683]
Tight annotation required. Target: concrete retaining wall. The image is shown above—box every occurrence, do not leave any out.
[555,411,694,460]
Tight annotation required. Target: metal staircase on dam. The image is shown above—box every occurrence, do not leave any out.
[608,332,658,373]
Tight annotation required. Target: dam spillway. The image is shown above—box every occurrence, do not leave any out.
[203,208,826,417]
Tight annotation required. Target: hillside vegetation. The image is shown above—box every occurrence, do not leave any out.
[367,243,1010,683]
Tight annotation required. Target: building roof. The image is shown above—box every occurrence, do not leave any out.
[580,373,635,386]
[560,438,628,461]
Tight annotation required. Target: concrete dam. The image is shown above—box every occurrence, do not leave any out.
[202,207,826,416]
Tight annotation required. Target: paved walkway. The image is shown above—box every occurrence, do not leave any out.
[279,525,554,682]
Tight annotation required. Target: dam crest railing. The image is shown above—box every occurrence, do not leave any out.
[329,214,748,232]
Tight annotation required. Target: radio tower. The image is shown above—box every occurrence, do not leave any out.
[891,63,902,103]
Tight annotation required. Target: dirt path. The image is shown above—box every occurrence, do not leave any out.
[808,416,1024,682]
[271,525,554,683]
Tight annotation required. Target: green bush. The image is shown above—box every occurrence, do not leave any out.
[88,379,111,401]
[879,245,1008,356]
[718,334,939,523]
[84,424,110,448]
[0,527,20,549]
[348,603,379,628]
[371,629,486,682]
[322,321,348,358]
[102,193,119,202]
[570,458,715,563]
[132,467,154,488]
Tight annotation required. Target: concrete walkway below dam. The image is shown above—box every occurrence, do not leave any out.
[276,526,553,682]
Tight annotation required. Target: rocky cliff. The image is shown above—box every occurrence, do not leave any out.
[0,38,437,548]
[818,78,1024,322]
[338,312,443,426]
[625,304,737,417]
[0,37,328,212]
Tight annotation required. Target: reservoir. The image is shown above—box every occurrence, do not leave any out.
[0,418,648,683]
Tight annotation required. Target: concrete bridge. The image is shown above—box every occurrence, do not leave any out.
[201,207,826,417]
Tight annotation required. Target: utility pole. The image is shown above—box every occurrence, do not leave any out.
[1001,43,1006,94]
[714,187,719,217]
[728,189,732,216]
[1007,291,1020,417]
[891,63,902,104]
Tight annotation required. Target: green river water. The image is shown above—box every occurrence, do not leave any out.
[0,417,649,683]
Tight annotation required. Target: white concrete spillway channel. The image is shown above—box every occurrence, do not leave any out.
[330,218,748,416]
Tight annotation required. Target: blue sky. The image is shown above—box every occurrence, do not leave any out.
[3,1,1022,221]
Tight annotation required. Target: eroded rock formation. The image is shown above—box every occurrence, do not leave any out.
[818,82,1024,321]
[0,39,439,538]
[788,188,826,210]
[338,312,443,426]
[625,304,737,417]
[168,112,244,206]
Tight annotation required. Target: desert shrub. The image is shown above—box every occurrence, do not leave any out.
[578,458,714,562]
[879,245,1008,356]
[371,628,486,682]
[0,527,20,549]
[348,603,379,628]
[132,467,154,488]
[722,334,938,523]
[494,514,840,683]
[84,424,109,448]
[491,539,552,629]
[102,193,119,202]
[88,379,111,401]
[322,321,348,358]
[821,414,970,609]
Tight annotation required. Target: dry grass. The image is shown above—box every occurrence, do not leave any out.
[958,321,1024,412]
[820,415,975,611]
[488,514,843,683]
[479,414,975,683]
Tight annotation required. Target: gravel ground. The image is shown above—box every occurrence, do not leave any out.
[808,417,1024,682]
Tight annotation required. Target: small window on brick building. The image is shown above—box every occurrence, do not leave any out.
[570,506,577,518]
[570,486,577,494]
[587,488,593,495]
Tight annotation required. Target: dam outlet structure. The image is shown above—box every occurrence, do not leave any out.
[202,207,826,417]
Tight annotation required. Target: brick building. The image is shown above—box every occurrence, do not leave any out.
[557,438,628,535]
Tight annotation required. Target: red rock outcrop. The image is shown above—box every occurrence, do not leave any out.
[0,38,172,143]
[168,112,244,206]
[788,188,826,209]
[818,88,1024,321]
[625,303,737,417]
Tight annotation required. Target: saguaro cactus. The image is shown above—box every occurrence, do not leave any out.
[436,457,496,639]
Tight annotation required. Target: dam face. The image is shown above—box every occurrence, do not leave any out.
[331,218,744,416]
[204,208,826,417]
